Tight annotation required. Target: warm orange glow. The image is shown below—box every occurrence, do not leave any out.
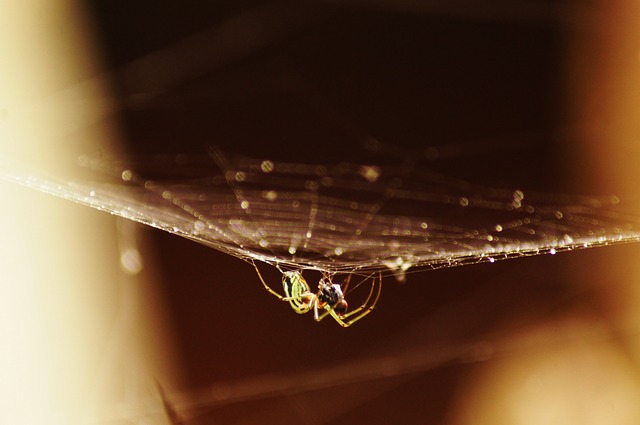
[446,2,640,424]
[450,320,640,425]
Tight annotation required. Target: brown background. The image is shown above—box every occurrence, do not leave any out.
[83,2,640,423]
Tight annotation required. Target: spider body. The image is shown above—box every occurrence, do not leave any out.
[282,271,312,314]
[253,262,381,327]
[316,278,348,315]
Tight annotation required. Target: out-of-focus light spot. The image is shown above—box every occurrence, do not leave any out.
[120,248,143,275]
[263,190,278,201]
[359,165,381,183]
[260,160,274,173]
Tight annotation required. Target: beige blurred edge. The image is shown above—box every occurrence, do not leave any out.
[0,2,179,424]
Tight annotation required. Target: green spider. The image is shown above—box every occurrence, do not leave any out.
[252,261,382,327]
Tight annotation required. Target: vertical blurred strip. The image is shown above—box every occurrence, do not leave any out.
[0,1,120,165]
[446,2,640,424]
[568,0,640,366]
[566,1,640,199]
[564,0,640,362]
[0,1,179,423]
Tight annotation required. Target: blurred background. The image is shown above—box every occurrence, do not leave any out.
[1,1,640,423]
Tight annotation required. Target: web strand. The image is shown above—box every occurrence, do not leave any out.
[2,147,639,281]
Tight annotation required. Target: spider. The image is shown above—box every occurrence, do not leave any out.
[252,261,382,327]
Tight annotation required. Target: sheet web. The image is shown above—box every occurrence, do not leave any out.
[8,143,637,282]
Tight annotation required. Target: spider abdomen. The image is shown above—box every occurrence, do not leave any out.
[282,271,312,314]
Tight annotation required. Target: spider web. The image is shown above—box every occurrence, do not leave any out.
[2,141,639,282]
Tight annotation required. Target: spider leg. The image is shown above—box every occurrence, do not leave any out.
[340,272,382,319]
[283,292,316,303]
[341,273,352,293]
[315,272,382,327]
[251,260,285,300]
[337,272,382,327]
[314,301,335,322]
[312,297,322,321]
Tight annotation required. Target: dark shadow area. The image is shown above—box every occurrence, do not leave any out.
[80,2,637,423]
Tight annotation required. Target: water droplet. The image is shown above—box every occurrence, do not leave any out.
[263,190,278,201]
[162,190,172,199]
[121,169,133,181]
[194,220,205,232]
[89,190,96,197]
[260,160,274,173]
[235,172,246,182]
[488,257,495,263]
[392,216,412,236]
[241,200,249,209]
[421,222,428,229]
[487,235,494,241]
[495,224,503,232]
[359,165,381,183]
[384,257,413,283]
[306,231,312,238]
[549,248,556,255]
[259,239,268,248]
[120,248,143,275]
[459,197,469,207]
[334,247,344,256]
[288,246,297,255]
